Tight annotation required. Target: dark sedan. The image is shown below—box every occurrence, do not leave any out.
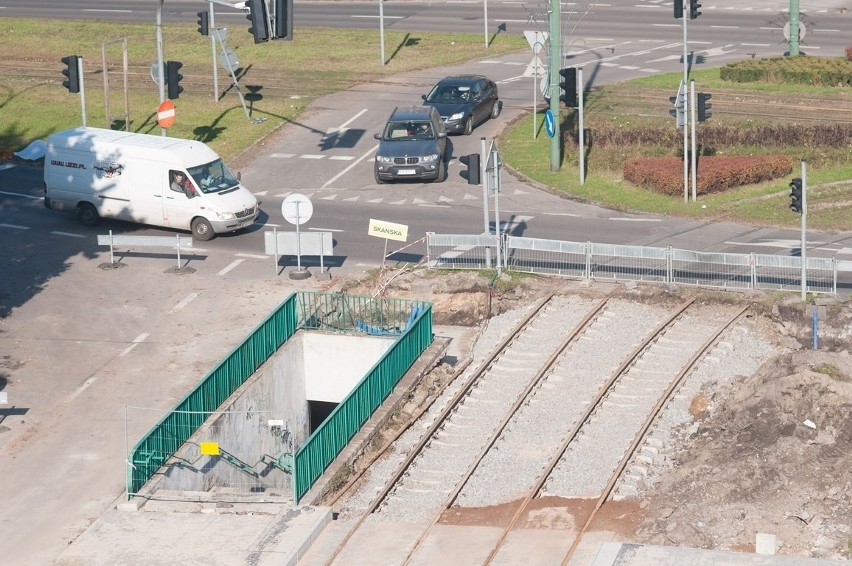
[421,75,501,135]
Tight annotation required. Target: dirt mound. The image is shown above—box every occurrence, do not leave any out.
[634,350,852,559]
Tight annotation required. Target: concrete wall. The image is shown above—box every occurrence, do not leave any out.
[153,331,393,496]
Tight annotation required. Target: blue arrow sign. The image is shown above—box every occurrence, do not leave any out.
[544,109,555,138]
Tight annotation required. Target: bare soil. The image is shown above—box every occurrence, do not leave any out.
[325,268,852,560]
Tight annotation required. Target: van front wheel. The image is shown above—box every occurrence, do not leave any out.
[191,218,215,241]
[77,203,99,227]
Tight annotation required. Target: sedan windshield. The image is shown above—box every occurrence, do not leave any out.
[425,84,471,104]
[187,159,239,194]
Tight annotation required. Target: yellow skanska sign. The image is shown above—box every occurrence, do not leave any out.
[368,218,408,242]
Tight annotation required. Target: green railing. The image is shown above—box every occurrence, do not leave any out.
[126,291,432,499]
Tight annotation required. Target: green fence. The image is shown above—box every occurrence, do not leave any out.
[126,291,432,499]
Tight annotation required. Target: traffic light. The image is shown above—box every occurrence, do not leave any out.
[246,0,270,43]
[559,67,577,108]
[459,153,481,185]
[669,94,685,128]
[789,178,803,213]
[674,0,684,19]
[274,0,293,40]
[61,55,80,93]
[697,92,712,122]
[197,11,209,36]
[689,0,702,19]
[166,61,184,100]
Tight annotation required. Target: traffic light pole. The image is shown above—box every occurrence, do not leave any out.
[681,8,689,204]
[209,2,220,101]
[578,67,585,184]
[156,0,166,136]
[690,79,697,201]
[800,159,808,301]
[548,0,561,172]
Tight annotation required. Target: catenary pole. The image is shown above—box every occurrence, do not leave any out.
[549,0,561,171]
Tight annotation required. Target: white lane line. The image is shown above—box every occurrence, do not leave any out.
[351,15,404,19]
[270,153,295,158]
[330,109,367,133]
[329,155,355,161]
[51,231,86,238]
[171,293,198,312]
[68,377,98,402]
[543,211,581,217]
[119,333,149,357]
[608,217,662,222]
[301,154,324,160]
[236,253,269,259]
[322,145,379,189]
[218,259,244,276]
[0,223,29,229]
[83,9,132,12]
[0,190,39,199]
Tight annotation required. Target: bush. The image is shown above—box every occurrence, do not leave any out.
[624,155,793,196]
[719,56,852,87]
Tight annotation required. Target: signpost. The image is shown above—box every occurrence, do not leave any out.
[157,100,175,129]
[281,193,313,279]
[368,218,408,266]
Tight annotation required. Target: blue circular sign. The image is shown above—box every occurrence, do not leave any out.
[544,109,555,138]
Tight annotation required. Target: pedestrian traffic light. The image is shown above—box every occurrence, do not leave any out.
[197,11,209,36]
[246,0,270,43]
[789,178,803,213]
[166,61,183,100]
[697,92,712,122]
[669,94,685,128]
[274,0,293,40]
[674,0,684,19]
[689,0,702,19]
[459,153,481,185]
[559,67,577,108]
[61,55,80,93]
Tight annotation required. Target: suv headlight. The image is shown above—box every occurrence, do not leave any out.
[421,153,439,163]
[376,155,392,163]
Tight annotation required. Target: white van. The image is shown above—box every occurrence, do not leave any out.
[43,127,260,241]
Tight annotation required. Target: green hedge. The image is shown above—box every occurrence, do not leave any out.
[719,56,852,87]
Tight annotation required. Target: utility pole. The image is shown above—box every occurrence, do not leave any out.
[156,0,166,136]
[789,0,800,56]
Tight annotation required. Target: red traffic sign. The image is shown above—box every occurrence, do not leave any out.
[157,100,176,128]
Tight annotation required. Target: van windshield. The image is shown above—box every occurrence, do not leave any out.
[187,159,239,194]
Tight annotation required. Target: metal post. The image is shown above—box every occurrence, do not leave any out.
[481,137,491,268]
[549,0,561,171]
[800,159,807,301]
[578,67,585,185]
[682,6,688,203]
[209,2,219,101]
[109,230,115,264]
[789,0,800,56]
[273,227,279,275]
[175,234,182,268]
[493,151,502,274]
[812,309,818,350]
[295,203,302,271]
[533,55,537,140]
[690,79,697,202]
[483,0,489,48]
[157,0,166,136]
[78,57,87,127]
[379,0,385,65]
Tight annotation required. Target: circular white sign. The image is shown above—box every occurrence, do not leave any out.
[281,193,313,225]
[782,21,806,41]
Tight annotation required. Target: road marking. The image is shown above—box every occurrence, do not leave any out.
[543,211,581,217]
[83,9,132,12]
[218,259,244,276]
[52,231,86,238]
[742,43,771,47]
[68,377,98,402]
[608,217,662,222]
[119,333,149,358]
[329,155,355,161]
[301,154,324,159]
[171,293,198,312]
[0,190,40,199]
[322,144,378,188]
[308,227,344,232]
[270,153,295,158]
[236,253,269,259]
[0,223,29,229]
[343,196,360,202]
[420,203,452,208]
[350,15,404,19]
[329,109,367,133]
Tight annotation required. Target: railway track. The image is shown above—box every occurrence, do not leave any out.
[306,295,751,565]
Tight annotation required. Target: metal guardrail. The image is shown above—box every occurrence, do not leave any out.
[97,231,193,268]
[427,233,843,295]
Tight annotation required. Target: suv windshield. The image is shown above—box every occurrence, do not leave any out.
[383,121,434,141]
[187,159,239,194]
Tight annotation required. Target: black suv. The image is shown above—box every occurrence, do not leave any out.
[374,106,448,184]
[421,75,500,135]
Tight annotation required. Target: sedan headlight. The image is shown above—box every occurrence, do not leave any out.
[449,112,465,121]
[376,155,392,163]
[420,153,440,163]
